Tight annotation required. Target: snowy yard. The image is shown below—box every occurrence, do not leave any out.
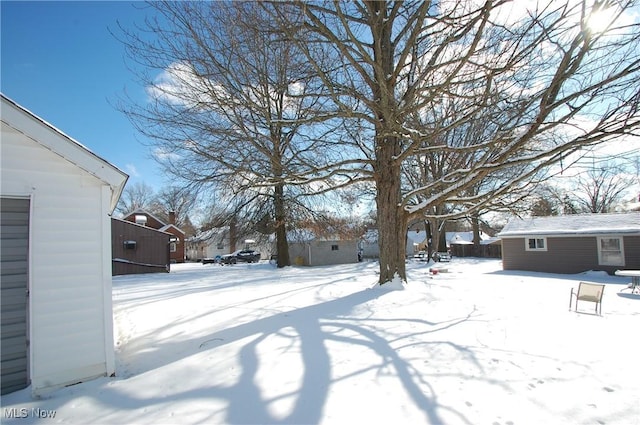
[2,258,639,424]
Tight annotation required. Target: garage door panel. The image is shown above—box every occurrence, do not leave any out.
[1,197,29,395]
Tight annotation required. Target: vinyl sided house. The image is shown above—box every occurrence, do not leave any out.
[499,212,640,274]
[1,95,128,396]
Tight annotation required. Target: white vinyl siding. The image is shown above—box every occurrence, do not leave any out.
[1,125,115,395]
[597,236,625,266]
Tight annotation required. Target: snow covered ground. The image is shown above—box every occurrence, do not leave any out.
[2,258,639,425]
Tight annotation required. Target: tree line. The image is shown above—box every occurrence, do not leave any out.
[116,0,640,284]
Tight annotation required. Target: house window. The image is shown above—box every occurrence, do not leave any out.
[170,242,177,253]
[217,243,224,250]
[525,237,547,251]
[331,244,339,251]
[598,236,624,266]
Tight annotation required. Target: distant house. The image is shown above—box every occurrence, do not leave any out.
[499,212,640,274]
[288,230,359,266]
[1,94,128,396]
[111,218,172,275]
[185,227,232,261]
[447,232,501,258]
[363,229,424,259]
[121,209,185,263]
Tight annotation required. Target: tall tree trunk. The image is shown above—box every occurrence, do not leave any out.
[229,216,237,253]
[471,213,481,257]
[428,218,438,258]
[274,183,290,268]
[375,138,407,284]
[438,224,447,253]
[369,2,408,284]
[425,220,433,261]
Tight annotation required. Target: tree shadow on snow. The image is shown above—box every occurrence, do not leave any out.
[88,280,482,424]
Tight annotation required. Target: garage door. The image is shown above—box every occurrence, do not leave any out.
[1,197,30,394]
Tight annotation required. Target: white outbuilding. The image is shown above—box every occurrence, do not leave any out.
[1,94,128,396]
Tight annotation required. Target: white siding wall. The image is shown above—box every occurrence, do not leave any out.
[205,244,228,258]
[289,240,359,266]
[1,127,114,395]
[310,240,358,266]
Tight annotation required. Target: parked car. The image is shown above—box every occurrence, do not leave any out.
[202,255,221,265]
[413,251,428,261]
[220,249,261,264]
[434,251,451,262]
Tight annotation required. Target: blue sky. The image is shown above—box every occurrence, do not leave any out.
[1,1,165,191]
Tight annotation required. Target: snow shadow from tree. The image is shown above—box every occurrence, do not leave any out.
[107,275,482,424]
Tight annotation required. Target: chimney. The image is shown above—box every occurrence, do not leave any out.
[169,211,176,225]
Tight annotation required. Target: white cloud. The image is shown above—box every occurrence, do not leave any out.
[146,61,230,109]
[153,147,181,162]
[125,163,140,178]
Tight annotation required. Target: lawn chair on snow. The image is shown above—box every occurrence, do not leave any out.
[569,282,605,315]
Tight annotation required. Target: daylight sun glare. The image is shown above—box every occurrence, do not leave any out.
[585,5,618,34]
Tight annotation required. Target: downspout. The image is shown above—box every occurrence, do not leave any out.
[101,185,116,378]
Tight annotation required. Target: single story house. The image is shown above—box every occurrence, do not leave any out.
[111,218,172,275]
[121,209,185,263]
[1,94,128,396]
[499,212,640,274]
[186,227,231,261]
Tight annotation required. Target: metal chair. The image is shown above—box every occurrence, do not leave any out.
[569,282,605,315]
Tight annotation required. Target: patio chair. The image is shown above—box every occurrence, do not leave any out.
[569,282,605,315]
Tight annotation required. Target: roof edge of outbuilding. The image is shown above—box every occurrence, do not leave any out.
[498,212,640,238]
[111,217,174,236]
[1,93,129,212]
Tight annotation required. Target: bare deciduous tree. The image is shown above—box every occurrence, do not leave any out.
[572,163,634,212]
[269,0,640,283]
[149,186,198,227]
[117,2,343,267]
[115,181,156,217]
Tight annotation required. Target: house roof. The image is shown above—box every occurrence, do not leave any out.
[112,217,173,236]
[1,94,128,212]
[186,227,229,243]
[288,228,356,242]
[159,224,185,235]
[123,209,185,234]
[123,208,166,225]
[499,212,640,237]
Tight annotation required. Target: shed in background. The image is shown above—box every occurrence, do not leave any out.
[111,218,171,275]
[288,230,359,266]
